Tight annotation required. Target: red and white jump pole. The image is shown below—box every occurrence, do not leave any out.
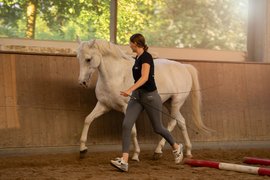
[184,159,270,176]
[243,157,270,166]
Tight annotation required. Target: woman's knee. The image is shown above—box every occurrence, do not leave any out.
[153,127,165,135]
[122,121,133,132]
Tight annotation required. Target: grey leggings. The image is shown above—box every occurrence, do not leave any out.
[122,89,175,153]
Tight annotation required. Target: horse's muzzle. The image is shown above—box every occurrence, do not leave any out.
[79,80,88,88]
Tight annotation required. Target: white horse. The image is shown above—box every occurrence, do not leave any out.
[76,39,211,161]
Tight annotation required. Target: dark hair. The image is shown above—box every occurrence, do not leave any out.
[130,33,148,51]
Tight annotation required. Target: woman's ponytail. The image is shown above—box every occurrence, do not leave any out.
[130,33,148,51]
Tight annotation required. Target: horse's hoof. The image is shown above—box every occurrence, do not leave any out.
[153,152,163,160]
[79,149,88,159]
[131,154,140,162]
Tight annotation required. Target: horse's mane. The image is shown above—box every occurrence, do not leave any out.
[89,39,133,61]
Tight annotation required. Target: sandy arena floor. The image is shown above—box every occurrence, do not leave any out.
[0,148,270,180]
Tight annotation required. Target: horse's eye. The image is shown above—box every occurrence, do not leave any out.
[85,58,92,63]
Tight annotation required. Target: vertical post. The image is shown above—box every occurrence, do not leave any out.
[247,0,270,62]
[110,0,117,44]
[264,1,270,62]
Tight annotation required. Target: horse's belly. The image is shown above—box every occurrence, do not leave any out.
[155,62,193,98]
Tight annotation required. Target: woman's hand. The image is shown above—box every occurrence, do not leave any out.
[120,90,131,97]
[120,63,150,98]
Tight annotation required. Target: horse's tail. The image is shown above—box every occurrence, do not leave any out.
[185,64,214,133]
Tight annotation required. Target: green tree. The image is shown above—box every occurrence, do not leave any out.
[0,0,26,37]
[0,0,110,40]
[118,0,248,51]
[117,0,165,44]
[0,0,248,51]
[158,0,248,50]
[36,0,110,40]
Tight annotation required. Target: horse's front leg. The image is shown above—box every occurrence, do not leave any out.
[131,124,140,161]
[122,105,141,162]
[80,101,110,157]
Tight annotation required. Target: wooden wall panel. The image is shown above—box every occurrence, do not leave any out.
[182,61,270,143]
[0,53,269,150]
[0,56,19,130]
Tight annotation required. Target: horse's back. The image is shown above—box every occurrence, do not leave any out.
[154,58,189,72]
[154,58,192,84]
[154,59,193,100]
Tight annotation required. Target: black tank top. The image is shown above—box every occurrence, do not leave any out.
[132,51,157,92]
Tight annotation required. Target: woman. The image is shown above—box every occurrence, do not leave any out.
[111,33,183,172]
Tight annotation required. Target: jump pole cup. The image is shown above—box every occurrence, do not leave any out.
[184,159,270,176]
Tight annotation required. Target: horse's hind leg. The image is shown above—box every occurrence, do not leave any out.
[80,102,110,157]
[154,105,177,158]
[154,99,192,158]
[169,99,192,158]
[175,112,192,158]
[131,124,140,161]
[153,118,177,159]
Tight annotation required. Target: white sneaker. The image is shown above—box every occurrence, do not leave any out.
[173,144,183,164]
[110,157,128,172]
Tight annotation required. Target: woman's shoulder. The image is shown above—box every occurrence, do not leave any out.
[142,51,153,59]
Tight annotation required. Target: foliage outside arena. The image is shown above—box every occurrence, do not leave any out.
[0,0,248,51]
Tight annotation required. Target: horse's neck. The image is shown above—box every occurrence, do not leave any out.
[98,56,133,85]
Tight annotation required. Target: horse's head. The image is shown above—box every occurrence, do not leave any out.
[76,39,102,88]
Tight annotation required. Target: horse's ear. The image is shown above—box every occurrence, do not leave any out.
[88,39,96,48]
[76,35,81,44]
